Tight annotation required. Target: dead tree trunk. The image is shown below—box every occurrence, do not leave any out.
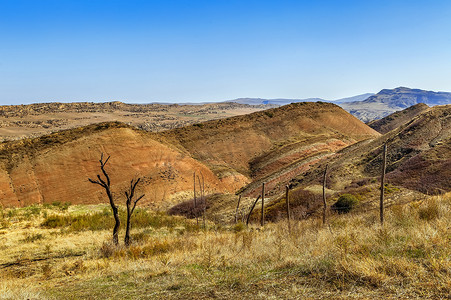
[322,164,328,225]
[286,185,291,234]
[235,195,242,224]
[261,183,265,227]
[380,143,387,225]
[246,195,261,226]
[88,153,120,246]
[124,178,145,247]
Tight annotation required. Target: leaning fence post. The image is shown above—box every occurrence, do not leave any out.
[235,194,242,224]
[261,182,265,227]
[246,195,261,226]
[322,164,328,225]
[380,143,387,225]
[285,185,291,234]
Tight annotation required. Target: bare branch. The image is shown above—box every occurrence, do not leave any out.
[131,194,144,215]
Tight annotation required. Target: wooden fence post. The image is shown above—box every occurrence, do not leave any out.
[380,143,387,225]
[193,172,198,226]
[322,164,328,225]
[261,182,265,227]
[197,174,205,228]
[235,194,242,224]
[285,185,291,234]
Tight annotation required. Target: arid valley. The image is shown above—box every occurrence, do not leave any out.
[1,1,451,299]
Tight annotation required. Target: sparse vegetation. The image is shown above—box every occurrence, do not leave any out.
[0,193,449,299]
[332,194,359,213]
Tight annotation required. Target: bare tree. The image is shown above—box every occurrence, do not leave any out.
[124,178,145,246]
[88,153,120,246]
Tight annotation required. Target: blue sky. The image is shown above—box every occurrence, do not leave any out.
[1,0,451,104]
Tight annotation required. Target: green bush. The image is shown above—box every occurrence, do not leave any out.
[332,194,359,213]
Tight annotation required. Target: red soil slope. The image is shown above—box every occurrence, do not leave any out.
[0,102,379,207]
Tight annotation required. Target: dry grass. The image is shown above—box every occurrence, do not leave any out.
[0,194,450,299]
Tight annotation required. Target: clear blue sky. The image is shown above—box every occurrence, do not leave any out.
[1,0,451,104]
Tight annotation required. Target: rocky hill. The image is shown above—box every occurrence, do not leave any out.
[363,87,451,107]
[0,102,379,207]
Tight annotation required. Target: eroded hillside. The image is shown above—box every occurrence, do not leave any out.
[0,102,379,207]
[159,102,379,196]
[0,123,245,208]
[292,104,451,195]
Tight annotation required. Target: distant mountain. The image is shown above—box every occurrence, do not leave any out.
[230,97,324,106]
[362,87,451,108]
[339,87,451,122]
[332,93,374,103]
[229,93,374,106]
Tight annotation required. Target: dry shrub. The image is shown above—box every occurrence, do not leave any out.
[264,189,322,222]
[99,238,179,260]
[22,232,45,243]
[232,222,246,233]
[41,263,52,279]
[99,241,116,258]
[168,197,208,219]
[418,199,440,220]
[141,239,176,257]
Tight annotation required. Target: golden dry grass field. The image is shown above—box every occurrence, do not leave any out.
[0,193,450,299]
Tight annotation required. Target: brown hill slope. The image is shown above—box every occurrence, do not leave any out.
[0,123,244,208]
[159,102,379,195]
[291,104,451,195]
[0,102,379,207]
